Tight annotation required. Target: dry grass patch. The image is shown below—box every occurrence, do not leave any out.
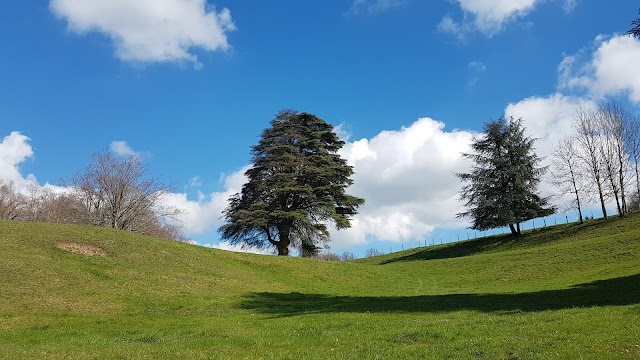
[57,242,107,256]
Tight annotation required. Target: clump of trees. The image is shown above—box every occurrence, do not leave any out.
[219,110,364,256]
[69,151,182,236]
[552,101,640,219]
[311,251,358,261]
[365,248,384,257]
[0,151,187,242]
[457,117,555,236]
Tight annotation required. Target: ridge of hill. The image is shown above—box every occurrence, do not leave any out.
[1,214,639,359]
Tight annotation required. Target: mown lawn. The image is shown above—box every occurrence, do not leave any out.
[1,214,639,359]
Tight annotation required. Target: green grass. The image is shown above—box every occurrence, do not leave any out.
[1,214,639,359]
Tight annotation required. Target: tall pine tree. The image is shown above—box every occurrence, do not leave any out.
[457,117,554,236]
[219,110,364,256]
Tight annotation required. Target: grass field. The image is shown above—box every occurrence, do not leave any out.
[1,214,639,359]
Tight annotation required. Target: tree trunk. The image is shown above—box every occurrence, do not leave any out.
[572,177,583,224]
[619,162,627,215]
[604,161,622,217]
[276,224,291,256]
[516,222,521,235]
[611,179,622,217]
[509,224,518,236]
[576,196,584,224]
[276,244,289,256]
[595,175,608,220]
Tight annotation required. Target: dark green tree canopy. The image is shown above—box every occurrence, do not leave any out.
[219,110,364,256]
[457,117,555,236]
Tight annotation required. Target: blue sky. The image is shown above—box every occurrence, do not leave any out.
[1,0,639,256]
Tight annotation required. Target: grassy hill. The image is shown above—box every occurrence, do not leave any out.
[1,215,639,359]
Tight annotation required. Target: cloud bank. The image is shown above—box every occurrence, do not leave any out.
[50,0,235,68]
[438,0,576,39]
[0,132,37,188]
[559,35,640,103]
[328,118,475,249]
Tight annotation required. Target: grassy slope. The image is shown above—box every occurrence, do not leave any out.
[0,215,639,359]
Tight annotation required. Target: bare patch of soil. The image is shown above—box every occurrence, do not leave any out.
[57,242,107,257]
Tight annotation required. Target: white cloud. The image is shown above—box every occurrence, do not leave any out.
[439,0,539,38]
[329,118,476,250]
[559,35,640,102]
[468,61,487,72]
[205,241,274,255]
[187,176,203,188]
[50,0,235,68]
[504,93,596,200]
[505,93,593,159]
[348,0,405,15]
[160,166,249,234]
[562,0,577,14]
[0,132,38,188]
[109,140,140,157]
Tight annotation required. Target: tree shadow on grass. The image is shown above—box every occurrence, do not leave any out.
[381,220,611,264]
[239,274,640,317]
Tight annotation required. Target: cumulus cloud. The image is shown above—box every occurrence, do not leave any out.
[438,0,541,38]
[504,94,596,201]
[348,0,405,15]
[160,166,249,234]
[0,132,38,188]
[505,93,593,158]
[109,140,140,157]
[328,118,476,250]
[49,0,235,68]
[205,241,274,255]
[559,35,640,102]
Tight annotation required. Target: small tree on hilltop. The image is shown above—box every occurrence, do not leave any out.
[457,117,555,236]
[219,110,364,256]
[70,151,181,236]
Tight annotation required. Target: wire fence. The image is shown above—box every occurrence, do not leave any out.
[350,214,591,259]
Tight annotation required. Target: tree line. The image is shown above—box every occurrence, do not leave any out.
[3,102,638,256]
[0,151,187,242]
[551,102,640,222]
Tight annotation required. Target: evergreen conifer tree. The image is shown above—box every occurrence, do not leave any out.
[457,117,555,236]
[219,110,364,256]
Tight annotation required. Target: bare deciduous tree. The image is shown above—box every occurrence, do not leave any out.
[365,248,384,258]
[551,136,585,223]
[624,114,640,210]
[598,102,628,216]
[70,151,181,235]
[340,252,357,261]
[573,106,609,220]
[0,181,26,220]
